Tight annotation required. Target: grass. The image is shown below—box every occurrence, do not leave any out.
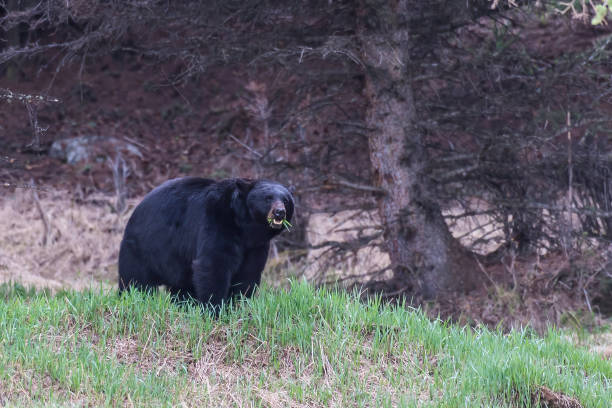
[0,281,610,407]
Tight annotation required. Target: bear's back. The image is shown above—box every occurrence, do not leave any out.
[125,177,216,232]
[149,177,216,198]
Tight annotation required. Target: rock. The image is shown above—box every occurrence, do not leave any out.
[49,135,143,165]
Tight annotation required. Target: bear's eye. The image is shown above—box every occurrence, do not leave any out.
[265,195,274,201]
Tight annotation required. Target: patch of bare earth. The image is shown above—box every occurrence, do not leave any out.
[532,385,583,408]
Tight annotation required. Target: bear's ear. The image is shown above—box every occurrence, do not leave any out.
[235,179,254,195]
[230,179,254,221]
[230,190,247,221]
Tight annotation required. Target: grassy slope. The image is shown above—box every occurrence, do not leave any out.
[0,281,610,407]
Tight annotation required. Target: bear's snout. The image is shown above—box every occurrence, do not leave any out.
[267,201,287,228]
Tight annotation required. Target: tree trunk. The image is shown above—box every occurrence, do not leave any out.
[358,0,479,298]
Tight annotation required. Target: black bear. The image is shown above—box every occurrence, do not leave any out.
[118,177,294,309]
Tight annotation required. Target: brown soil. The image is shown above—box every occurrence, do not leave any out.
[533,385,583,408]
[432,250,609,333]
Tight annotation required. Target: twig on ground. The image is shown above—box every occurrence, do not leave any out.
[583,287,592,313]
[31,179,51,246]
[474,256,496,286]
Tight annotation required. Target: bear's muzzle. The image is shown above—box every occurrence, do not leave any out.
[267,201,286,229]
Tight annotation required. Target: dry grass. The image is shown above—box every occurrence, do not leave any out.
[0,189,135,290]
[181,332,431,408]
[0,364,65,405]
[185,337,301,408]
[0,362,105,407]
[589,332,612,359]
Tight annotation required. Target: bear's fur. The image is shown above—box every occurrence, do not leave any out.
[118,177,294,309]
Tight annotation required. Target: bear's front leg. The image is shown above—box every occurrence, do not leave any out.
[229,243,270,299]
[191,251,236,310]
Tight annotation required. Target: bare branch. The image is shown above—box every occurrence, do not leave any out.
[228,134,263,158]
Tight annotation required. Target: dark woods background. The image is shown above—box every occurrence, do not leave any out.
[2,0,612,325]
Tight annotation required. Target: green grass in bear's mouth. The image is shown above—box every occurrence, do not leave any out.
[267,218,292,231]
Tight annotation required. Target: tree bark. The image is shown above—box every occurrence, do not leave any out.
[358,0,479,298]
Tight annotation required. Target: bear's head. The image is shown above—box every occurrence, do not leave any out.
[231,179,294,233]
[248,180,294,231]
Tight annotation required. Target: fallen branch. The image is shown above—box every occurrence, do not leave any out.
[31,179,51,246]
